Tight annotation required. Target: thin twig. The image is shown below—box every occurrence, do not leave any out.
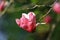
[27,5,52,10]
[40,8,52,20]
[36,22,46,26]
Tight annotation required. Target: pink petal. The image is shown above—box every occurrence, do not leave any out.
[27,21,36,32]
[0,1,5,11]
[28,12,36,21]
[28,12,35,16]
[16,19,20,26]
[19,16,28,29]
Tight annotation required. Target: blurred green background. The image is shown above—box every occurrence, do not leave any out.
[0,0,60,40]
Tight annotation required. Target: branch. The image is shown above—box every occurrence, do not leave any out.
[40,8,52,20]
[27,5,52,10]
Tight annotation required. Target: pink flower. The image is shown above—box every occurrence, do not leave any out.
[0,1,5,11]
[0,1,9,11]
[53,2,60,14]
[44,15,52,24]
[16,12,36,32]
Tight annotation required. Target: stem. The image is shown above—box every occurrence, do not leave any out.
[36,22,46,26]
[47,24,56,40]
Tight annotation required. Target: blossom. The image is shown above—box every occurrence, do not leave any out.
[16,12,36,32]
[0,1,9,11]
[0,1,5,11]
[53,2,60,14]
[44,15,52,24]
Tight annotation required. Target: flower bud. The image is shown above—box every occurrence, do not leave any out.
[53,2,60,14]
[16,12,36,32]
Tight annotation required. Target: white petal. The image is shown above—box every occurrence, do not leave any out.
[22,13,29,19]
[28,12,36,16]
